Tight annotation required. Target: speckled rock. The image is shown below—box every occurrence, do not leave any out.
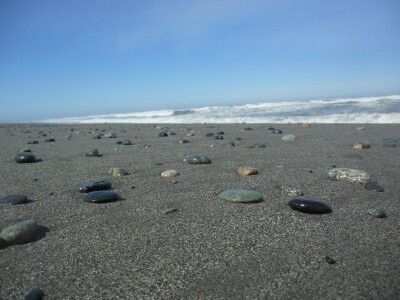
[367,208,386,218]
[108,168,129,177]
[218,189,263,203]
[328,167,370,184]
[237,166,258,176]
[0,220,47,245]
[280,186,304,197]
[161,170,179,177]
[185,155,212,164]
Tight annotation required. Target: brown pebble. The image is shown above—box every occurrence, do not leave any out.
[237,166,258,176]
[353,142,370,149]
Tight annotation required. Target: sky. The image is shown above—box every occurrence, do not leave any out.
[0,0,399,122]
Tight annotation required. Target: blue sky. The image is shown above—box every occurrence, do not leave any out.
[0,0,399,121]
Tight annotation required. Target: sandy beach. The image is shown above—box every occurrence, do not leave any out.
[0,123,399,299]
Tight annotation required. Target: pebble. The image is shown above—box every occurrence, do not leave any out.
[118,139,132,145]
[185,155,212,164]
[15,152,37,163]
[216,131,224,135]
[241,127,253,131]
[180,138,189,144]
[218,189,263,203]
[282,134,296,141]
[367,208,386,218]
[328,167,370,184]
[237,166,258,176]
[383,138,397,148]
[27,140,39,144]
[0,220,47,245]
[353,142,370,149]
[104,132,117,138]
[1,194,30,205]
[249,143,266,149]
[161,170,179,177]
[356,126,365,130]
[214,135,224,140]
[163,208,178,215]
[24,288,45,300]
[272,129,283,134]
[83,191,120,203]
[44,138,55,143]
[79,179,112,193]
[288,197,332,214]
[363,180,384,192]
[85,149,102,157]
[280,186,304,197]
[325,256,336,264]
[108,168,129,177]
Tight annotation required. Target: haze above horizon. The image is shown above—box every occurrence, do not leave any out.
[1,0,400,122]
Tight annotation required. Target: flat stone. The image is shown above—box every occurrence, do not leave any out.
[363,180,384,192]
[353,142,370,149]
[15,152,36,163]
[185,155,212,164]
[367,208,386,218]
[237,166,258,176]
[383,138,397,148]
[218,189,263,203]
[163,208,178,215]
[248,143,266,149]
[328,167,370,184]
[288,197,332,214]
[272,129,283,134]
[356,126,365,130]
[85,149,102,157]
[83,191,120,203]
[1,194,30,205]
[79,179,112,193]
[24,288,45,300]
[108,168,129,177]
[0,220,47,245]
[44,138,55,143]
[161,170,179,177]
[280,186,304,197]
[282,134,296,141]
[27,140,39,144]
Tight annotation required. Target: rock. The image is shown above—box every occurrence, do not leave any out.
[280,186,304,197]
[27,140,39,144]
[79,179,112,193]
[104,132,117,138]
[85,149,102,157]
[83,191,120,203]
[325,256,336,264]
[216,131,224,135]
[185,155,212,164]
[288,197,332,214]
[15,152,37,163]
[44,138,55,143]
[161,170,179,177]
[163,208,178,215]
[205,133,214,137]
[24,288,45,300]
[237,166,258,176]
[0,220,47,245]
[267,127,275,130]
[356,126,365,130]
[92,134,102,139]
[302,123,312,128]
[363,180,384,192]
[282,134,296,141]
[108,168,129,177]
[353,142,370,149]
[180,138,189,144]
[1,194,30,205]
[21,148,31,152]
[185,128,195,136]
[218,189,263,203]
[168,131,176,136]
[328,167,370,184]
[120,139,132,145]
[214,135,224,140]
[272,129,283,134]
[248,143,266,149]
[367,208,386,218]
[159,132,168,137]
[383,138,397,148]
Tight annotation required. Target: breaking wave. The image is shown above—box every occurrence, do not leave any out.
[43,95,400,123]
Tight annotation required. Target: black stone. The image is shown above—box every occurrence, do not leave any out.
[25,288,45,300]
[363,181,384,192]
[163,208,178,215]
[180,138,189,144]
[83,191,120,203]
[27,140,39,144]
[1,194,31,205]
[169,131,176,136]
[272,129,283,134]
[325,256,336,264]
[44,138,55,143]
[159,132,168,137]
[85,149,102,157]
[80,179,112,193]
[205,132,214,137]
[288,197,332,214]
[92,134,102,139]
[214,135,224,140]
[242,127,253,131]
[216,131,224,135]
[15,152,36,163]
[267,127,275,130]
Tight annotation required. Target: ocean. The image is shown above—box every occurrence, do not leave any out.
[43,95,400,123]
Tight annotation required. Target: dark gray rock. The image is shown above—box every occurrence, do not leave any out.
[0,220,47,245]
[1,194,31,205]
[80,179,112,193]
[163,208,179,215]
[85,149,102,157]
[25,288,45,300]
[15,152,37,163]
[288,197,332,214]
[159,132,168,137]
[214,135,224,140]
[83,191,120,203]
[272,129,283,134]
[44,138,55,143]
[27,140,39,144]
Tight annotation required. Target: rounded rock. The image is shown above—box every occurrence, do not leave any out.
[0,220,47,245]
[161,170,179,177]
[288,197,332,214]
[237,166,258,176]
[218,189,263,203]
[15,152,36,163]
[328,167,370,184]
[79,179,112,193]
[83,191,120,203]
[1,194,30,205]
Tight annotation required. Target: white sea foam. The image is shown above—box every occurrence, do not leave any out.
[43,95,400,123]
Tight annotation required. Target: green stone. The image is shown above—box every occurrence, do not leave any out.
[218,189,263,203]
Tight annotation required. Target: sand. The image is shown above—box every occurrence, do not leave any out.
[0,123,399,299]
